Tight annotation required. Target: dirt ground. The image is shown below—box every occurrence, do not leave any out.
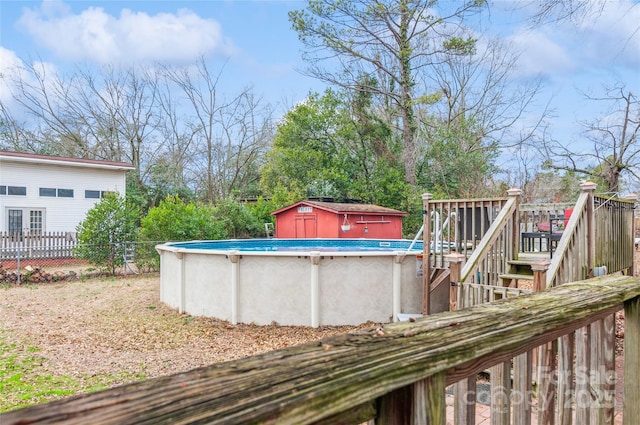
[1,251,636,416]
[0,273,370,384]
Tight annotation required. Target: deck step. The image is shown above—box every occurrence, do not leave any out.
[499,273,534,281]
[507,259,536,266]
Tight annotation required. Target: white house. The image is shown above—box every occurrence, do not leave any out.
[0,151,134,234]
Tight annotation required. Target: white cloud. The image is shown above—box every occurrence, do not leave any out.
[507,29,574,78]
[575,0,640,69]
[0,47,61,119]
[16,0,237,65]
[0,47,24,104]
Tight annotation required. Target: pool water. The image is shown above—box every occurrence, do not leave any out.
[167,238,424,252]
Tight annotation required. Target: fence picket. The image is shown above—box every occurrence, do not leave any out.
[0,231,77,260]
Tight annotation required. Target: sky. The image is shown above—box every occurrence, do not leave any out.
[1,0,639,176]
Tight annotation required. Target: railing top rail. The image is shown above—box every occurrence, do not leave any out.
[5,275,639,425]
[427,196,508,204]
[519,202,575,211]
[545,190,591,287]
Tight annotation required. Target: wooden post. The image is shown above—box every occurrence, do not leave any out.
[445,253,465,311]
[623,296,639,425]
[576,324,591,424]
[531,260,551,292]
[377,385,411,425]
[412,372,446,425]
[581,181,597,278]
[556,333,574,425]
[513,350,533,425]
[623,193,638,277]
[532,258,551,383]
[507,188,523,259]
[603,313,616,425]
[491,360,511,425]
[422,193,433,315]
[449,251,476,425]
[531,261,556,425]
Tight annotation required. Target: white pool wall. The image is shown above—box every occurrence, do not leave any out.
[156,243,424,326]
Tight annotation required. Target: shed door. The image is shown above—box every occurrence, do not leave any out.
[294,214,316,238]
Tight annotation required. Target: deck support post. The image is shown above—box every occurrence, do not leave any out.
[445,253,464,311]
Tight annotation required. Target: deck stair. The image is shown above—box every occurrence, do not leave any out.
[499,258,535,288]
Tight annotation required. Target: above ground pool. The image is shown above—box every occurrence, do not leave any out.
[156,238,432,327]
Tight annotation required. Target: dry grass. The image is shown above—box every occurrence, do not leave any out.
[0,273,372,410]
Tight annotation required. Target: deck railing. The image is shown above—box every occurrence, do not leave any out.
[456,190,520,289]
[547,183,635,288]
[3,275,639,425]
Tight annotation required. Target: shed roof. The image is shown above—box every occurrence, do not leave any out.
[0,150,134,171]
[272,200,407,216]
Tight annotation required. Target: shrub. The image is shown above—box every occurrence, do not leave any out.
[75,193,139,275]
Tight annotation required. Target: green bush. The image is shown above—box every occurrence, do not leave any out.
[212,198,264,239]
[75,194,139,275]
[139,195,224,242]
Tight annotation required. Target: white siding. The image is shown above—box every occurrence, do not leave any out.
[0,161,127,232]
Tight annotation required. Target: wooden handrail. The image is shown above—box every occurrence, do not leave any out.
[3,275,639,425]
[459,194,518,285]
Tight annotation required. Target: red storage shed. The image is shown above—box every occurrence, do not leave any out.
[271,200,407,239]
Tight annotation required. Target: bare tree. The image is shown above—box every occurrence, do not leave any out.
[163,59,274,202]
[290,0,487,186]
[541,85,639,193]
[523,0,606,25]
[0,61,162,186]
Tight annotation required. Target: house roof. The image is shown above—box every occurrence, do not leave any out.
[272,200,408,216]
[0,150,134,171]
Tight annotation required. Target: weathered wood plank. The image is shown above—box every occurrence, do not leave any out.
[557,334,574,425]
[537,340,557,425]
[603,314,616,425]
[513,351,532,425]
[490,361,510,425]
[454,377,476,425]
[575,325,591,424]
[623,296,639,425]
[413,372,445,425]
[2,277,639,425]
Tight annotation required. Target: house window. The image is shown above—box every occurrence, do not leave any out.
[7,186,27,196]
[40,188,57,197]
[30,210,43,234]
[8,209,22,235]
[0,186,6,195]
[57,188,74,198]
[85,190,101,199]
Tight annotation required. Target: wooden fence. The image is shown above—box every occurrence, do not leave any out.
[3,275,639,425]
[0,231,77,260]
